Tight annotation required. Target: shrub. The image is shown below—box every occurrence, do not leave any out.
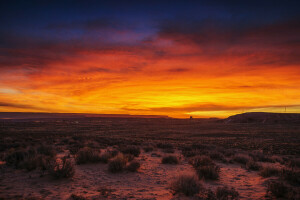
[259,166,280,177]
[126,161,140,172]
[170,174,201,196]
[75,147,101,164]
[70,194,87,200]
[246,159,261,171]
[267,180,288,198]
[108,154,127,173]
[162,155,179,164]
[281,168,300,185]
[190,155,214,168]
[163,148,175,153]
[48,157,75,179]
[143,146,154,152]
[37,144,56,157]
[120,146,141,157]
[98,152,113,163]
[196,165,220,180]
[216,186,239,200]
[287,158,300,169]
[157,142,173,149]
[231,154,250,165]
[209,151,225,162]
[5,147,39,170]
[249,151,273,163]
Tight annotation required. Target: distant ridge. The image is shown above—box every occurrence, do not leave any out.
[225,112,300,124]
[0,112,169,120]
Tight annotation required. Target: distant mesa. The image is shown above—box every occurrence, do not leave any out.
[225,112,300,124]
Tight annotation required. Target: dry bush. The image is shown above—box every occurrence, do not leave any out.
[98,152,113,163]
[75,147,101,164]
[190,155,214,168]
[266,180,288,198]
[281,168,300,185]
[124,153,135,162]
[231,154,250,165]
[108,154,127,173]
[36,144,56,157]
[196,165,220,180]
[163,148,175,153]
[70,194,87,200]
[126,160,140,172]
[170,174,201,196]
[246,159,261,171]
[162,155,179,164]
[120,146,141,157]
[209,151,226,162]
[287,158,300,169]
[157,142,173,149]
[4,147,39,171]
[249,151,274,163]
[216,186,239,200]
[259,165,280,177]
[190,155,220,180]
[48,157,75,179]
[143,146,154,152]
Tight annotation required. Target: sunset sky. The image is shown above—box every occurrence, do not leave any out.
[0,0,299,118]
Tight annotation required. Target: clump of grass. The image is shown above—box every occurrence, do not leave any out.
[281,168,300,185]
[143,146,154,152]
[126,160,140,172]
[98,152,113,163]
[196,165,220,180]
[75,147,101,164]
[4,147,40,171]
[190,155,220,180]
[157,142,173,149]
[246,159,261,171]
[259,165,280,177]
[249,151,274,163]
[190,155,214,168]
[163,148,175,153]
[108,154,127,173]
[287,158,300,169]
[266,180,288,198]
[162,155,179,164]
[70,194,87,200]
[120,146,141,157]
[209,151,225,161]
[231,153,250,165]
[216,186,239,200]
[48,157,75,179]
[170,174,201,196]
[36,144,56,157]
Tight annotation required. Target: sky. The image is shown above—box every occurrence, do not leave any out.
[0,0,299,118]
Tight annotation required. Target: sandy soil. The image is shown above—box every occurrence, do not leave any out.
[0,149,270,200]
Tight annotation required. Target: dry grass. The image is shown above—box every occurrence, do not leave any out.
[216,186,239,200]
[231,153,250,165]
[170,174,201,196]
[120,146,141,157]
[75,147,101,164]
[126,160,141,172]
[266,180,288,198]
[196,165,220,180]
[108,154,127,173]
[162,155,179,164]
[245,159,261,171]
[259,165,280,177]
[48,157,75,179]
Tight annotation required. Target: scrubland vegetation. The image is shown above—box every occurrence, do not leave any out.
[0,117,299,199]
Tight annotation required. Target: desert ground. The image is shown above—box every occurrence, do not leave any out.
[0,114,299,199]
